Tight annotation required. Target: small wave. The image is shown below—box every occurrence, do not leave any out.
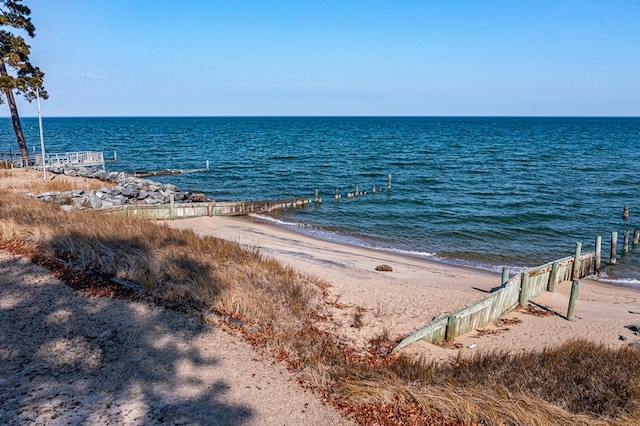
[251,214,436,257]
[430,255,527,275]
[250,214,313,229]
[376,247,436,258]
[590,274,640,288]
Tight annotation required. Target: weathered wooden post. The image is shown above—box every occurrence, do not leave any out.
[113,150,118,162]
[623,230,630,254]
[170,193,175,220]
[446,314,456,343]
[355,184,359,197]
[387,174,392,191]
[571,242,582,280]
[594,236,602,275]
[315,189,319,203]
[611,231,618,265]
[519,272,530,307]
[566,279,580,321]
[335,188,340,200]
[634,229,640,246]
[547,261,559,292]
[206,160,210,170]
[501,267,509,285]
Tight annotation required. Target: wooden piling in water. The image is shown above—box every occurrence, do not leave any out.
[624,230,630,254]
[595,236,602,275]
[634,229,640,246]
[372,184,376,193]
[387,174,392,191]
[206,160,210,170]
[335,188,340,200]
[611,231,618,265]
[571,242,582,280]
[355,184,359,197]
[567,279,580,321]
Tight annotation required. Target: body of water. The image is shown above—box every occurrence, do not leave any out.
[4,116,640,285]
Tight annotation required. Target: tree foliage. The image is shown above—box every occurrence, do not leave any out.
[0,0,47,164]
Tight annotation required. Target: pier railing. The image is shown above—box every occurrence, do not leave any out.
[35,151,106,169]
[394,246,595,351]
[102,197,313,219]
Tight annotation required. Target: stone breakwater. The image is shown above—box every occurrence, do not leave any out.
[26,166,210,211]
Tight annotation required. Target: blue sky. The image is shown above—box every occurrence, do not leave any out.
[6,0,640,117]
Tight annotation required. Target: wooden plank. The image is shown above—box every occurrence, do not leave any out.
[394,316,449,350]
[447,297,493,340]
[527,270,551,299]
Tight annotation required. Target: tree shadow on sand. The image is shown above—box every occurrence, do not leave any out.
[0,250,254,425]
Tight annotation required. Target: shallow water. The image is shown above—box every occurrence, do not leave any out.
[5,116,640,284]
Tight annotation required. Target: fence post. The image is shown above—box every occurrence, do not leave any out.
[571,242,582,280]
[623,230,630,254]
[611,231,618,265]
[547,261,559,292]
[519,272,530,307]
[567,279,580,321]
[170,193,175,220]
[595,236,602,275]
[634,229,640,246]
[501,267,510,285]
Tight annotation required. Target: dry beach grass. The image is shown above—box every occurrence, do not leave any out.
[2,168,640,425]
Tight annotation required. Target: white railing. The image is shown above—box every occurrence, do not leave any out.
[33,151,105,168]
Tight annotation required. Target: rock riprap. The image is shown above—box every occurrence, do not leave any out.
[25,166,210,211]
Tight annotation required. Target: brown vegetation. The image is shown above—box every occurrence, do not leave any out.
[2,169,640,425]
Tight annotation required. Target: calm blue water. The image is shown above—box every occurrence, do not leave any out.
[3,117,640,285]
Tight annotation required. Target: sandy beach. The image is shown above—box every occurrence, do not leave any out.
[168,215,640,360]
[4,168,640,424]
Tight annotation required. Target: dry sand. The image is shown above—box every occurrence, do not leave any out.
[0,252,352,425]
[167,215,640,361]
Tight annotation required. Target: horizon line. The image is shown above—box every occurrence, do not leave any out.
[5,114,640,119]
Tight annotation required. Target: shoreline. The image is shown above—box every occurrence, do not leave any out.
[242,212,640,288]
[167,214,640,360]
[6,168,640,359]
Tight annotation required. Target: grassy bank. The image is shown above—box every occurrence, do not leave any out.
[2,169,639,425]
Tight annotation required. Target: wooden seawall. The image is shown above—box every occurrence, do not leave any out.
[394,247,596,351]
[102,196,313,220]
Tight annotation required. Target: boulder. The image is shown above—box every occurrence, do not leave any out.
[375,264,393,272]
[88,191,102,209]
